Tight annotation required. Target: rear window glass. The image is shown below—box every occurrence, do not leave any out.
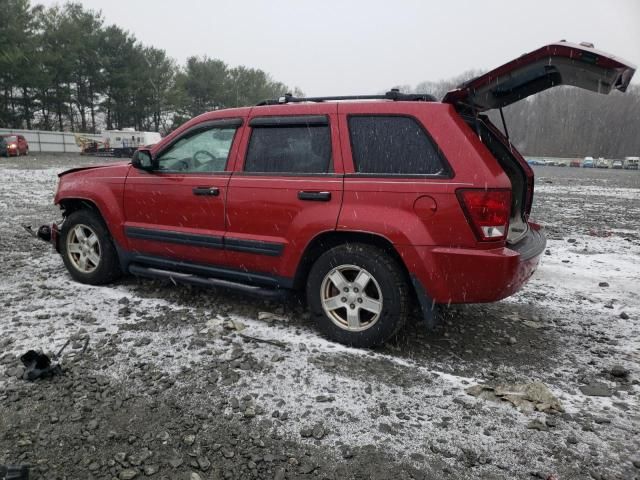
[348,116,445,175]
[3,136,17,142]
[245,125,332,173]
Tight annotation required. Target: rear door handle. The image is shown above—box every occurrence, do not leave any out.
[298,191,331,201]
[192,186,220,196]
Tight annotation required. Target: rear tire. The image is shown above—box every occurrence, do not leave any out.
[60,210,122,285]
[306,243,409,347]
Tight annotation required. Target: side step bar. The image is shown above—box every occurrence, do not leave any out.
[129,264,289,299]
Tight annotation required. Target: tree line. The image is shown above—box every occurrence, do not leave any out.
[2,0,638,157]
[403,70,640,158]
[0,0,298,134]
[498,85,640,159]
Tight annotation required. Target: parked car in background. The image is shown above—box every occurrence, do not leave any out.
[583,157,595,168]
[0,134,29,156]
[34,42,635,347]
[570,159,581,167]
[596,158,609,168]
[624,157,639,170]
[611,160,623,169]
[544,159,557,166]
[526,158,546,166]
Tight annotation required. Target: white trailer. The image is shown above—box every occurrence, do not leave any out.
[81,128,162,157]
[104,129,162,150]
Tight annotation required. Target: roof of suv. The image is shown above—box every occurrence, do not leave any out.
[175,97,450,139]
[256,89,436,106]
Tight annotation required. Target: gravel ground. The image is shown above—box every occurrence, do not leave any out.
[0,155,639,480]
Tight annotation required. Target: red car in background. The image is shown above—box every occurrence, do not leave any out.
[0,134,29,156]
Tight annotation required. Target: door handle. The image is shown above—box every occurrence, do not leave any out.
[192,186,220,196]
[298,191,331,201]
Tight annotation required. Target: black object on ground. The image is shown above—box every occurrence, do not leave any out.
[21,224,51,242]
[0,464,29,480]
[19,350,62,381]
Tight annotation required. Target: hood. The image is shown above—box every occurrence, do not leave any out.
[58,161,131,177]
[443,41,636,112]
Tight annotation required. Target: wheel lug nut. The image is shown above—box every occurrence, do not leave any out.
[341,297,347,303]
[353,287,359,293]
[343,287,349,293]
[357,298,363,303]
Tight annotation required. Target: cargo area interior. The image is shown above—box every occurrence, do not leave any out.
[465,115,530,244]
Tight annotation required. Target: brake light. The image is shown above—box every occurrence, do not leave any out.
[8,144,16,149]
[457,189,511,241]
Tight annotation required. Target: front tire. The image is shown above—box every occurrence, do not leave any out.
[60,210,122,285]
[306,243,409,347]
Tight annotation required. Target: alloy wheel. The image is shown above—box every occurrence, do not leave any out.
[320,264,383,332]
[66,224,101,273]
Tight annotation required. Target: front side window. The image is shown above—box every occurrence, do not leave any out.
[348,116,446,175]
[156,126,237,173]
[244,125,332,173]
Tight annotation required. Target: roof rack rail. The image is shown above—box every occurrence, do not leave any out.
[256,88,436,106]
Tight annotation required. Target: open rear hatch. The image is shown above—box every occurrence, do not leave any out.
[444,41,636,245]
[443,41,636,112]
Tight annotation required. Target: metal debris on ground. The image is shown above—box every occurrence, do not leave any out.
[0,464,29,480]
[53,339,71,360]
[19,350,62,381]
[223,319,246,331]
[466,381,563,413]
[587,228,612,237]
[238,333,287,349]
[257,311,289,323]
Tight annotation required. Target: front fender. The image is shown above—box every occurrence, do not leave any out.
[54,170,129,249]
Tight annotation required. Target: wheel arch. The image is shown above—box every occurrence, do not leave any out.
[58,197,120,244]
[293,230,414,294]
[59,197,103,218]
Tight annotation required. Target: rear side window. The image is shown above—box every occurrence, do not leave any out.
[245,125,332,173]
[349,116,446,175]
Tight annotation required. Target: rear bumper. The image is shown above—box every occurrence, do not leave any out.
[401,224,546,304]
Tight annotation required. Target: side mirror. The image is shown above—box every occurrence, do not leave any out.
[131,149,156,171]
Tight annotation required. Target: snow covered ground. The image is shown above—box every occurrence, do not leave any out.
[0,157,639,480]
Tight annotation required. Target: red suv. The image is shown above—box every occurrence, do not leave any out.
[0,134,29,156]
[37,42,635,347]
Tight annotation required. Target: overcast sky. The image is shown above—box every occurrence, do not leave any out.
[38,0,640,96]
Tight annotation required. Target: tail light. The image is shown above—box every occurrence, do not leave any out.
[457,189,511,241]
[8,143,16,149]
